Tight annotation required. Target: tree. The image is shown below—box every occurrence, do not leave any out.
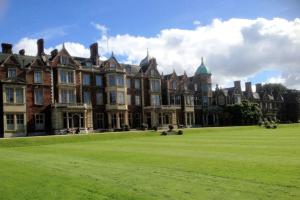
[262,83,287,95]
[225,100,262,125]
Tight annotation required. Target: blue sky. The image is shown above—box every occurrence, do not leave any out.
[0,0,300,89]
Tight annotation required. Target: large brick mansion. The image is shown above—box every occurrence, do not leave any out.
[0,39,299,137]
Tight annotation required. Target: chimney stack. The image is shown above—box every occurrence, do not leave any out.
[37,38,44,56]
[19,49,25,55]
[234,80,241,91]
[90,43,99,65]
[256,83,262,92]
[1,43,13,54]
[50,49,58,58]
[245,82,252,93]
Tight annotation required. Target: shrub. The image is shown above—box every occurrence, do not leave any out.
[153,126,158,131]
[124,124,130,131]
[177,130,183,135]
[161,131,167,136]
[168,124,174,132]
[141,123,148,130]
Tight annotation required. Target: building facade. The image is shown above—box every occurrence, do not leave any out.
[0,39,299,137]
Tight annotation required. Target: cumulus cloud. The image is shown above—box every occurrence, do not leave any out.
[13,17,300,89]
[91,22,108,36]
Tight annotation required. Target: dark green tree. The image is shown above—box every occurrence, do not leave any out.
[262,83,287,95]
[226,100,262,125]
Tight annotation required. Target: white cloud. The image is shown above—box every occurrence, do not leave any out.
[193,20,201,26]
[91,22,108,36]
[13,18,300,89]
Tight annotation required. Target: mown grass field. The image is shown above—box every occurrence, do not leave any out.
[0,125,299,200]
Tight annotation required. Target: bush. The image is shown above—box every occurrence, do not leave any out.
[124,124,130,131]
[153,126,158,131]
[168,124,174,132]
[161,131,167,136]
[177,130,183,135]
[141,123,148,130]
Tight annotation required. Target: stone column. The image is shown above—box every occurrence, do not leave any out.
[66,112,69,129]
[193,112,195,125]
[160,112,163,126]
[84,109,88,132]
[125,111,129,125]
[108,113,112,129]
[116,112,120,129]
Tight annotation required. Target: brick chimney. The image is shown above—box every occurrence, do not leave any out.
[90,43,99,65]
[37,38,44,56]
[256,83,262,92]
[234,80,241,91]
[245,82,252,93]
[19,49,25,55]
[50,49,58,58]
[1,43,13,54]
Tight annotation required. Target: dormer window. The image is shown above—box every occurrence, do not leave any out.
[86,62,92,68]
[7,68,16,78]
[150,69,155,76]
[110,63,116,68]
[34,71,43,84]
[60,56,69,65]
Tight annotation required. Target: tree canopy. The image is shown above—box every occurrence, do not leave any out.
[226,100,262,125]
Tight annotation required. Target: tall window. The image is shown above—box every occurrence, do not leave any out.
[60,70,74,83]
[83,74,90,85]
[120,113,125,126]
[5,88,14,103]
[96,92,103,105]
[109,91,116,104]
[150,79,160,92]
[194,83,198,91]
[16,88,24,104]
[126,78,131,88]
[172,80,177,90]
[6,114,14,130]
[96,75,102,86]
[151,94,160,106]
[16,114,24,130]
[34,88,43,105]
[135,95,141,106]
[7,68,16,78]
[83,91,91,104]
[35,114,45,130]
[117,75,124,87]
[34,71,43,83]
[186,95,193,106]
[108,75,116,86]
[127,94,131,105]
[67,71,74,83]
[118,92,125,105]
[96,113,104,129]
[135,79,140,89]
[60,89,75,103]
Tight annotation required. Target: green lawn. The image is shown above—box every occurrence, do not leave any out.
[0,125,299,200]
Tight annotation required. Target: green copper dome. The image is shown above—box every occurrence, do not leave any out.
[195,57,211,75]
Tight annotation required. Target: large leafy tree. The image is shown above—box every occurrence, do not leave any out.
[226,100,262,125]
[262,83,287,95]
